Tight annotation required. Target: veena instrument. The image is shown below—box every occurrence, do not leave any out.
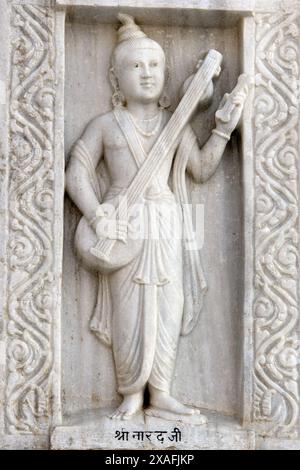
[78,49,224,274]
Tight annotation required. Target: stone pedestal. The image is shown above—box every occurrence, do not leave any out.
[51,408,255,450]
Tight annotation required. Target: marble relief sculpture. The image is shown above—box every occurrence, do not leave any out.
[66,13,250,421]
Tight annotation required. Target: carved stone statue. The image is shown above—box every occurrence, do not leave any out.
[66,13,249,421]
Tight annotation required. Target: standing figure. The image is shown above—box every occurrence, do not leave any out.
[66,14,249,421]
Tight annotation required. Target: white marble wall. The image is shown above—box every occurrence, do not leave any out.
[63,20,242,417]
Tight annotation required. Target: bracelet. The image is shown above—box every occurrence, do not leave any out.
[88,205,105,227]
[212,128,231,141]
[88,214,99,227]
[95,205,105,217]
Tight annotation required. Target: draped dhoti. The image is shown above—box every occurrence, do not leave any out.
[72,117,208,397]
[109,187,184,395]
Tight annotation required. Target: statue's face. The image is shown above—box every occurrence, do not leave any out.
[114,44,166,104]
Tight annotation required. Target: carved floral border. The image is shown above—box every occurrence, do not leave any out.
[253,8,300,437]
[6,3,56,434]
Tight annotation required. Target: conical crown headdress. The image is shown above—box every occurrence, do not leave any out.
[117,13,147,43]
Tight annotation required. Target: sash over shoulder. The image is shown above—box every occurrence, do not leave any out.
[173,126,208,336]
[70,121,207,346]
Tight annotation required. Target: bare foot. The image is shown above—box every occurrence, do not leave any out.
[110,392,143,420]
[149,387,201,416]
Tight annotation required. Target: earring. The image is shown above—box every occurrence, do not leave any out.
[159,63,171,109]
[109,67,125,108]
[159,92,171,109]
[112,89,126,108]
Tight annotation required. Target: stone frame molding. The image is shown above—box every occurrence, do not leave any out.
[0,0,299,449]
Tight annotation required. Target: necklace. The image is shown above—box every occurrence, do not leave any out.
[140,113,161,123]
[128,109,163,137]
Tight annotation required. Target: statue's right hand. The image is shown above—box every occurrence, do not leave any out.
[89,203,128,242]
[93,216,128,242]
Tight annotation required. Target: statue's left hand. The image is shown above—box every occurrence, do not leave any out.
[214,74,252,137]
[215,92,246,135]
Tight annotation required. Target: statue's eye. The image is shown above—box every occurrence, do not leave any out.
[135,63,139,68]
[151,62,158,67]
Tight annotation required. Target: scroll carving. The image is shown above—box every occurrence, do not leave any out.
[6,4,55,434]
[253,10,300,437]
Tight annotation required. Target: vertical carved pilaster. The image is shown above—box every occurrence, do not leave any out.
[6,4,56,434]
[253,9,300,437]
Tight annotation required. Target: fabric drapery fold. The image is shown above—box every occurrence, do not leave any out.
[173,125,208,335]
[71,138,112,346]
[116,284,158,394]
[70,110,208,349]
[90,273,112,346]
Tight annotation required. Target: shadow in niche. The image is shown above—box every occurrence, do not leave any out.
[61,14,244,425]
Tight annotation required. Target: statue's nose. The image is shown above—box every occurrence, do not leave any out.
[141,63,152,77]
